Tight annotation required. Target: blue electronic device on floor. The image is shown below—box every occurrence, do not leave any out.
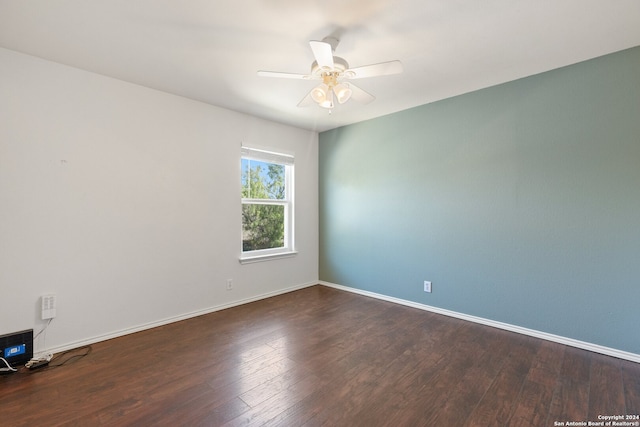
[0,329,33,371]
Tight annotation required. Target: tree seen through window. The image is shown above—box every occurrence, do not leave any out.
[241,158,287,252]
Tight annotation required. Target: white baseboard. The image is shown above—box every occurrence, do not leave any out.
[43,281,318,356]
[319,281,640,364]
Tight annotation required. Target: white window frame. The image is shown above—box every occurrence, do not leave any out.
[240,146,296,264]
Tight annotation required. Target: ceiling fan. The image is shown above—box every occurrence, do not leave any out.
[257,37,403,110]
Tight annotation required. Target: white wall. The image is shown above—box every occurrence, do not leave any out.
[0,47,318,353]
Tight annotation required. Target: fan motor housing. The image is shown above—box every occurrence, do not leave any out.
[311,57,349,75]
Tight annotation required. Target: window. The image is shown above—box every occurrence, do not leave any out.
[240,147,295,262]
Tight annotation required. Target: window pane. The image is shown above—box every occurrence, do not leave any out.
[242,204,285,251]
[241,159,285,200]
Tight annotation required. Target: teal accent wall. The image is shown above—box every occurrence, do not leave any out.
[319,46,640,354]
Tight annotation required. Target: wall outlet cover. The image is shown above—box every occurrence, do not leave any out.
[41,294,57,320]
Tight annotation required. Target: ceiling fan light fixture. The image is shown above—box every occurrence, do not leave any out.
[257,38,403,111]
[333,83,352,104]
[319,90,334,109]
[311,83,328,103]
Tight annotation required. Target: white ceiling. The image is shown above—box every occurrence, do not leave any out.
[1,0,640,132]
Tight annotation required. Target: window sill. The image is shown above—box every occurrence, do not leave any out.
[239,251,298,264]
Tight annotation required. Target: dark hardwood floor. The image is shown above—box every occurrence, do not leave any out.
[2,285,639,426]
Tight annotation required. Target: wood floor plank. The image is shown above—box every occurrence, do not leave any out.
[621,359,640,416]
[303,313,466,425]
[464,337,539,427]
[222,372,322,426]
[427,328,516,426]
[507,341,566,427]
[397,324,497,425]
[546,345,592,425]
[588,353,627,420]
[1,285,637,427]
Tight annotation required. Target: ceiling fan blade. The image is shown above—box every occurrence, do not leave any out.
[345,60,403,79]
[309,40,334,70]
[297,89,315,107]
[257,70,315,80]
[348,83,376,104]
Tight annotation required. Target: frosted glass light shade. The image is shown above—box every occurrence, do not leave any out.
[311,83,328,103]
[333,83,352,104]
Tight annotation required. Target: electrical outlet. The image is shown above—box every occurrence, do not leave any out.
[226,279,233,291]
[423,281,432,293]
[41,294,57,319]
